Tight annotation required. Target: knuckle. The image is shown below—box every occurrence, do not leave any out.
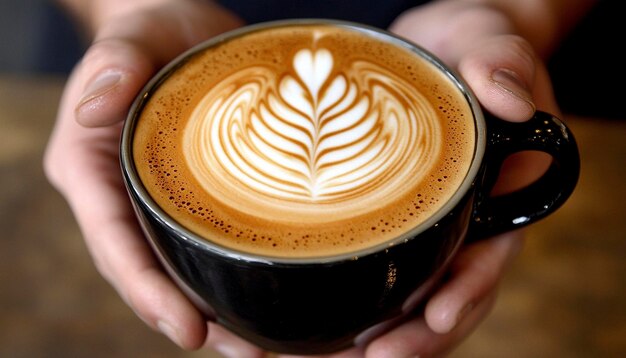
[42,146,63,189]
[91,251,116,286]
[80,38,126,71]
[500,34,537,70]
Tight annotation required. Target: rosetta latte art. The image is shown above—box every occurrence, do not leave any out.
[184,47,442,222]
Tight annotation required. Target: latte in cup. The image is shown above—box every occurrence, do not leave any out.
[133,24,475,258]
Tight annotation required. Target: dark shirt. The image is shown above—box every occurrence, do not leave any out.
[217,0,429,28]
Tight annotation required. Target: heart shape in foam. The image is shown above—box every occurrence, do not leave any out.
[293,48,333,100]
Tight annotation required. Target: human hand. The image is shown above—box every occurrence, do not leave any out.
[329,2,558,357]
[43,1,268,355]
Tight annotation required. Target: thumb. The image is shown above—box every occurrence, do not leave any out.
[73,2,242,127]
[73,37,155,127]
[458,34,540,122]
[459,35,559,195]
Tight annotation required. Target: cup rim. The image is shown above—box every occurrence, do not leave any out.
[120,18,486,265]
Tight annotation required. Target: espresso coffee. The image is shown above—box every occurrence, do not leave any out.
[133,24,475,258]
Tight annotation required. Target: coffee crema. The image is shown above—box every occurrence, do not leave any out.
[133,24,475,258]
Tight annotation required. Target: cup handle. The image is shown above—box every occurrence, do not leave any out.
[468,111,580,241]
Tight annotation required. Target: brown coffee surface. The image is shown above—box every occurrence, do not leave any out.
[133,24,475,258]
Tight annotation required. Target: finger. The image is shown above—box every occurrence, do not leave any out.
[458,34,538,122]
[73,37,156,127]
[74,2,242,127]
[45,74,207,349]
[458,35,560,195]
[424,232,524,334]
[205,323,266,358]
[365,290,498,358]
[360,233,522,357]
[389,2,514,67]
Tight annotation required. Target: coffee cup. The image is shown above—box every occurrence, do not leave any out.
[120,19,579,354]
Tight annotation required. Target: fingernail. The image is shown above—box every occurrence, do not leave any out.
[492,69,535,112]
[157,320,183,347]
[78,70,122,107]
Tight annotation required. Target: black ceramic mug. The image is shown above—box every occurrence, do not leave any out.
[120,19,580,355]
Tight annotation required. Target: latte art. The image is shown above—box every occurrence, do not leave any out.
[133,25,475,257]
[184,47,441,221]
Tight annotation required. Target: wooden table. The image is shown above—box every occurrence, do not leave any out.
[1,75,624,357]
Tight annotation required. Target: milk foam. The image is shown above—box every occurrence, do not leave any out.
[133,25,475,257]
[183,48,441,222]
